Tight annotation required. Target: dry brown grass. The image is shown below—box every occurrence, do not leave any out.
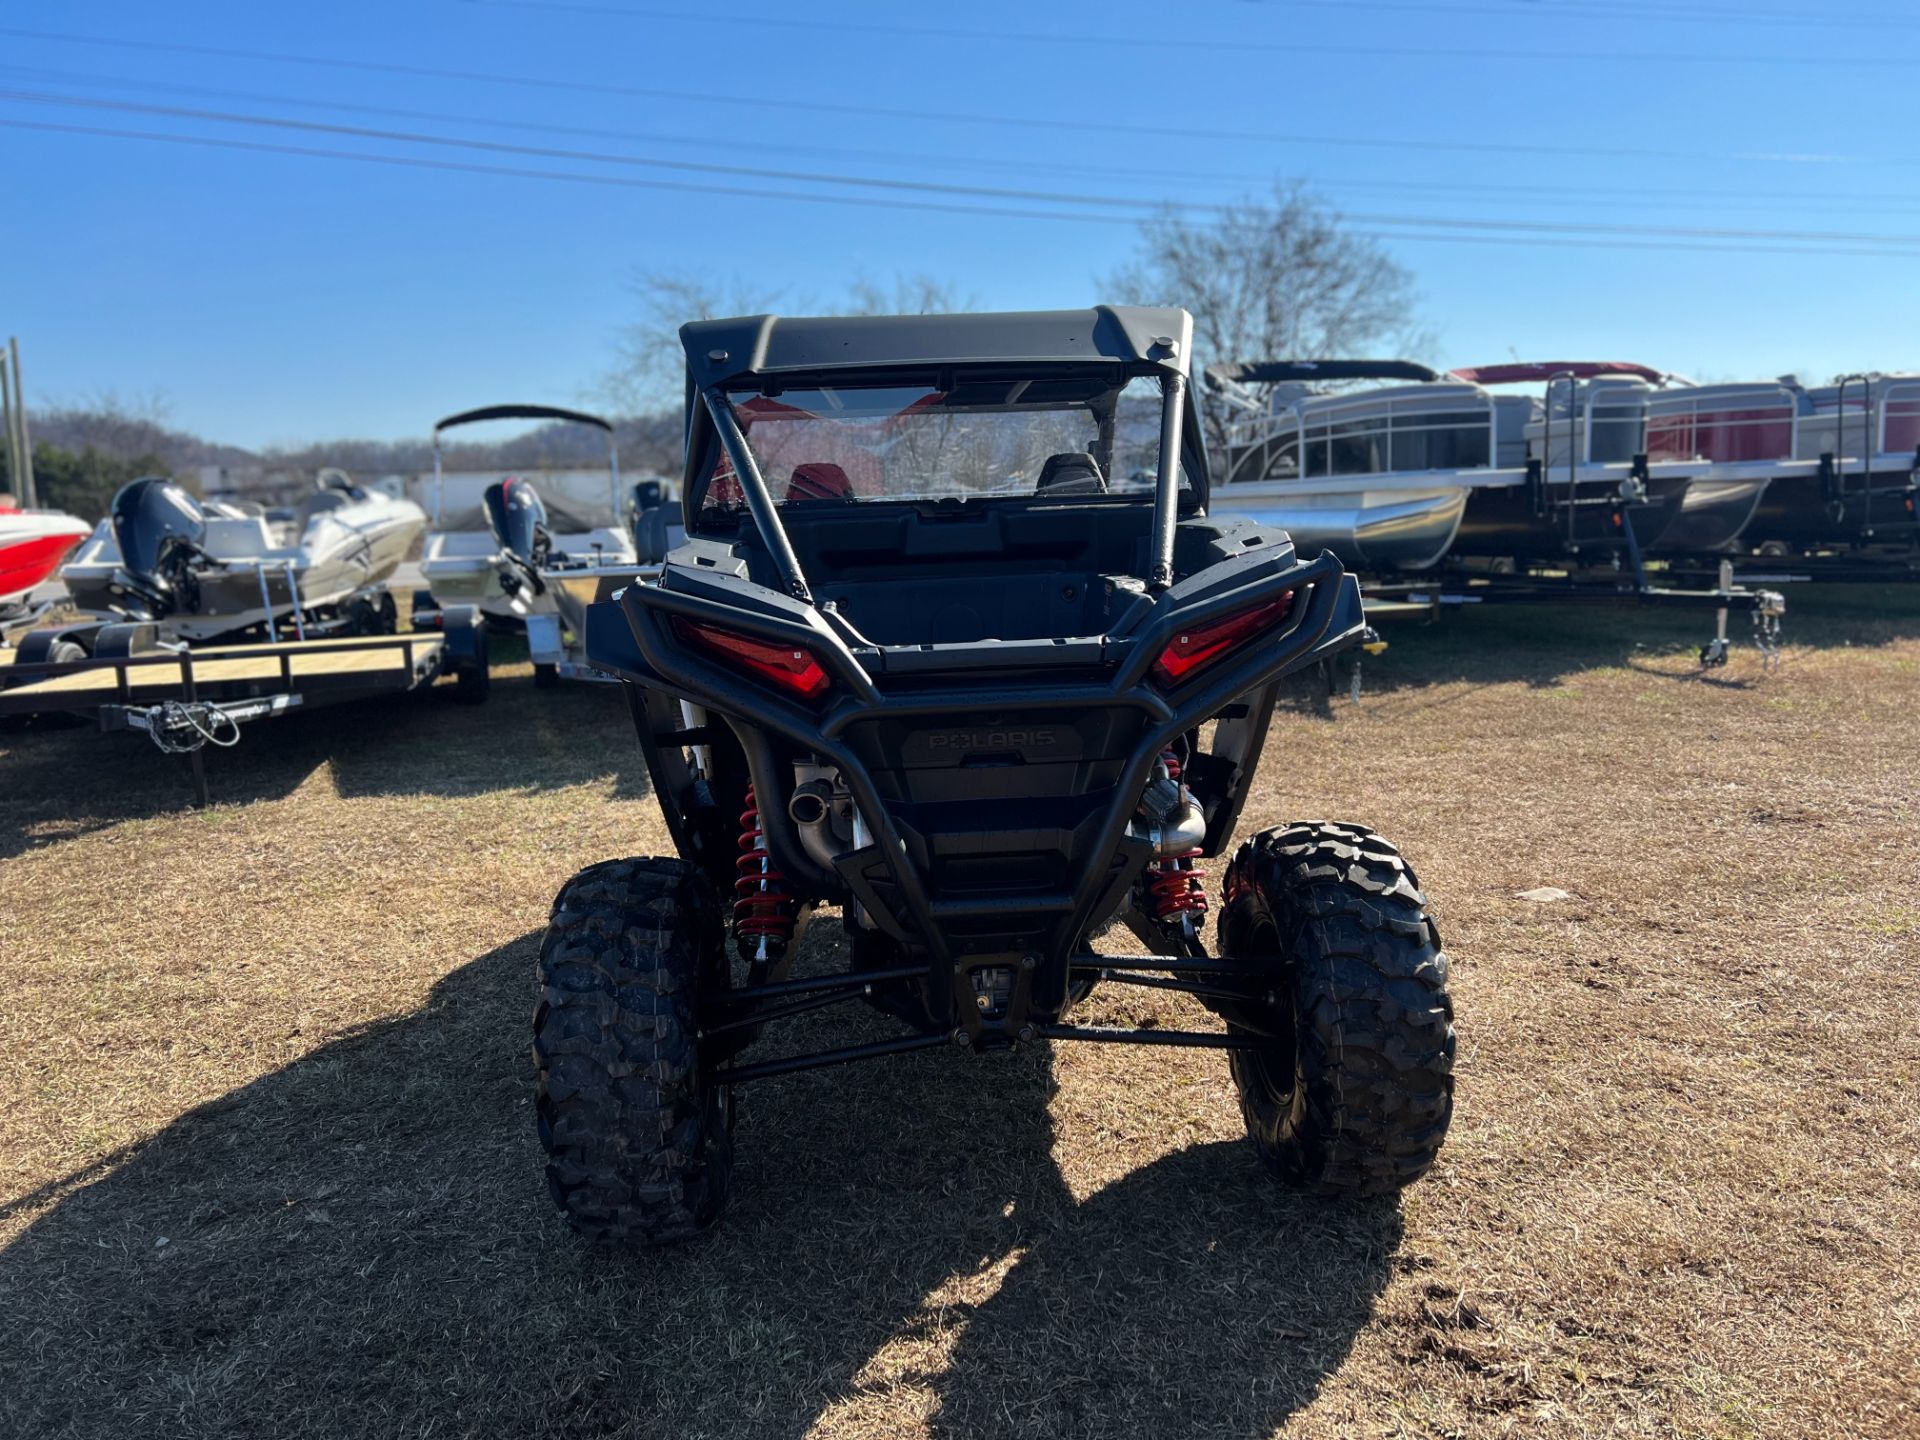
[1,587,1916,1439]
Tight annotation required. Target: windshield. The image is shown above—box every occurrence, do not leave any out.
[703,373,1187,517]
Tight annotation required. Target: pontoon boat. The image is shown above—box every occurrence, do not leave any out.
[1205,359,1696,570]
[1730,374,1920,553]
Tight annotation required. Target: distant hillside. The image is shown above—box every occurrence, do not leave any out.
[30,407,258,472]
[28,404,684,483]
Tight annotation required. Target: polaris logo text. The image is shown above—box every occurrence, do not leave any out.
[925,729,1057,751]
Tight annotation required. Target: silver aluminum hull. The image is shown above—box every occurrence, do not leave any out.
[1647,476,1772,554]
[1212,478,1471,571]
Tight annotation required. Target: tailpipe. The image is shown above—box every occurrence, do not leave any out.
[1135,750,1208,855]
[1149,799,1207,856]
[788,779,843,872]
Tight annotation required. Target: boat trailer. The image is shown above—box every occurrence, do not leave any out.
[1364,558,1787,670]
[0,607,490,804]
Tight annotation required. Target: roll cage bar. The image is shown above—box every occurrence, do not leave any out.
[677,307,1206,598]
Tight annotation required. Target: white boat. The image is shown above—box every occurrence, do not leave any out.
[61,471,425,643]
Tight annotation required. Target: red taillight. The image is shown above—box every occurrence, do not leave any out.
[673,618,832,701]
[1149,591,1296,689]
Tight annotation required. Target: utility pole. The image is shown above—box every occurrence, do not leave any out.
[0,347,12,501]
[7,337,34,507]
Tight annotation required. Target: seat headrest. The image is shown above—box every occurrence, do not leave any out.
[787,463,854,503]
[1035,451,1107,496]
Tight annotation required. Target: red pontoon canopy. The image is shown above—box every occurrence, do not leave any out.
[1449,362,1665,386]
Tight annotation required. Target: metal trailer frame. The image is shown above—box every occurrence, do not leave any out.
[1361,557,1786,669]
[0,607,489,804]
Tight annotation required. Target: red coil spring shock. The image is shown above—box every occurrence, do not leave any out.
[734,784,795,958]
[1148,851,1208,921]
[1147,750,1207,923]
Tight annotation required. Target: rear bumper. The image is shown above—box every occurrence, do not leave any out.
[586,549,1366,1040]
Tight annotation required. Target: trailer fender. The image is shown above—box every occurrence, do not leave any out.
[440,605,489,673]
[92,622,164,661]
[12,621,110,666]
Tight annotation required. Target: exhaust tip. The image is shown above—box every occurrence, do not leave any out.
[788,785,831,827]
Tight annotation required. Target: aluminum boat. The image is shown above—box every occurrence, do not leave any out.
[418,404,642,623]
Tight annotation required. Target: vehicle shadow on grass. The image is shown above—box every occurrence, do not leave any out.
[0,930,1397,1440]
[321,670,654,804]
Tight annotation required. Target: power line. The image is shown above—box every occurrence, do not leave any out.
[28,61,1920,227]
[462,0,1910,68]
[0,87,1183,212]
[0,62,1260,193]
[1222,0,1920,28]
[10,115,1920,260]
[12,86,1920,253]
[0,25,1879,168]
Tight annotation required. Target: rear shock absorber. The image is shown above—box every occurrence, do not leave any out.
[734,784,796,962]
[1145,750,1207,928]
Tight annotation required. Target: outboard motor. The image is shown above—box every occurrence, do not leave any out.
[630,478,671,563]
[483,476,550,601]
[108,477,207,618]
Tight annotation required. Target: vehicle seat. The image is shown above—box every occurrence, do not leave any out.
[1035,451,1106,496]
[293,487,350,533]
[787,462,853,503]
[199,515,278,559]
[632,508,671,563]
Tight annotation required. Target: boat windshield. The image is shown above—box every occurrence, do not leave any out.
[705,373,1188,516]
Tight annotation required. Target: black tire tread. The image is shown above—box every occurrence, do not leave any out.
[1219,820,1455,1196]
[532,856,731,1244]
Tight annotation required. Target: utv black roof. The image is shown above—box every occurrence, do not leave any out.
[1204,360,1441,389]
[681,306,1195,387]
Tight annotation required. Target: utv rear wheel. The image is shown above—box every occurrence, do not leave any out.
[533,857,732,1244]
[1218,822,1454,1195]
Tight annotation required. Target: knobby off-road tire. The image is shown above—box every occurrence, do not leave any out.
[533,857,733,1244]
[1218,822,1454,1195]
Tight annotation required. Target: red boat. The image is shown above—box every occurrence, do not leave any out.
[0,501,91,607]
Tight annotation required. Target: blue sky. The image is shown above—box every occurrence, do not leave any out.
[5,0,1920,448]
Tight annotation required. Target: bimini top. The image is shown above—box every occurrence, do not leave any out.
[680,306,1195,388]
[1205,359,1440,389]
[434,404,614,436]
[1448,362,1665,386]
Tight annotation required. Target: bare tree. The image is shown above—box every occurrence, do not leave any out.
[606,269,790,413]
[1105,183,1426,446]
[843,272,977,317]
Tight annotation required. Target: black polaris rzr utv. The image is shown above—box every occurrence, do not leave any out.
[534,307,1455,1243]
